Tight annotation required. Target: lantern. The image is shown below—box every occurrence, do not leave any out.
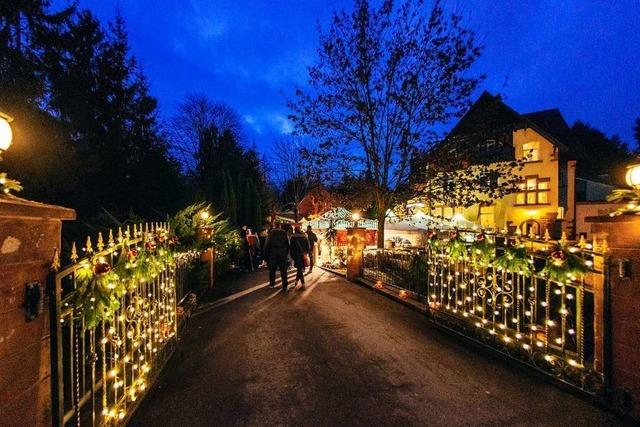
[0,112,13,152]
[625,163,640,189]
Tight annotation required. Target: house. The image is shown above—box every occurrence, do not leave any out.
[424,91,581,238]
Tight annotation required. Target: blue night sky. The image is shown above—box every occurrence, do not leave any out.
[59,0,640,151]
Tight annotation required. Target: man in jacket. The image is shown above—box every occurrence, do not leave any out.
[263,224,290,291]
[306,225,318,272]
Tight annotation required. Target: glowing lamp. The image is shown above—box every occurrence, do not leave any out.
[0,113,13,152]
[199,210,210,220]
[625,163,640,189]
[351,212,361,221]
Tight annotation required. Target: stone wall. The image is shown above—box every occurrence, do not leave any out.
[0,197,74,426]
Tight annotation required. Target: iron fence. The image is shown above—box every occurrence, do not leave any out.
[362,230,607,394]
[50,223,199,426]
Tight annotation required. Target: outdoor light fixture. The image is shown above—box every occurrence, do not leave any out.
[199,210,210,220]
[351,212,361,227]
[0,111,13,152]
[625,163,640,189]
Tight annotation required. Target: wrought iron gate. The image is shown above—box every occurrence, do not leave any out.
[49,223,198,426]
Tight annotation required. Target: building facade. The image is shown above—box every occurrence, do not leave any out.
[426,92,579,238]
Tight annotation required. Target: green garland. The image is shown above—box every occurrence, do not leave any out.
[0,172,22,195]
[542,244,588,282]
[74,237,177,329]
[426,230,440,252]
[494,244,532,275]
[470,233,494,267]
[446,230,468,261]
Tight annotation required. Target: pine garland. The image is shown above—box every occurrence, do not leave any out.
[542,244,588,282]
[0,172,22,195]
[470,233,494,267]
[494,243,532,275]
[446,230,468,261]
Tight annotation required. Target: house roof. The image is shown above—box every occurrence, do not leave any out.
[449,91,570,152]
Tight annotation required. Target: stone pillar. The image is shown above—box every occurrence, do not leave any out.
[0,197,75,426]
[587,214,640,419]
[346,227,365,281]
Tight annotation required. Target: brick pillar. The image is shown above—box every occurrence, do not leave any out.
[346,227,365,281]
[587,214,640,419]
[0,197,75,426]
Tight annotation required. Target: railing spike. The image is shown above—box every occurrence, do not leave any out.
[117,227,123,243]
[560,231,568,246]
[592,236,599,252]
[108,229,115,246]
[125,225,131,239]
[601,238,609,254]
[51,247,61,271]
[133,224,138,237]
[528,227,536,240]
[70,242,78,262]
[543,228,550,241]
[85,236,93,254]
[578,235,587,249]
[139,223,143,237]
[97,232,105,251]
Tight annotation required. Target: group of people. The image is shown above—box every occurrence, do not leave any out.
[262,224,318,291]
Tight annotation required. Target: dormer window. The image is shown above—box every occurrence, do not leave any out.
[522,141,540,162]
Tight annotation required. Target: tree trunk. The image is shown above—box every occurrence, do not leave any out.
[376,211,386,248]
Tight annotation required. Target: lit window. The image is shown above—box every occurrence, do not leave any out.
[515,176,551,205]
[523,141,540,161]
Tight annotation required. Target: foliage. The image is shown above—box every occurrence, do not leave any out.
[271,135,319,222]
[289,0,483,247]
[1,3,187,221]
[470,233,494,267]
[542,245,588,282]
[446,230,468,261]
[569,121,630,185]
[74,203,241,329]
[74,235,177,329]
[494,244,531,275]
[172,96,272,229]
[0,172,22,195]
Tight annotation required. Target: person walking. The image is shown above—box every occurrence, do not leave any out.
[306,225,318,272]
[290,226,310,290]
[263,224,290,292]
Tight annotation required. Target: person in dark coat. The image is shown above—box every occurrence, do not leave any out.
[263,224,291,291]
[306,225,318,272]
[290,226,310,289]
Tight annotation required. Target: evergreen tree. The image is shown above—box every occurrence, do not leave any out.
[570,121,630,185]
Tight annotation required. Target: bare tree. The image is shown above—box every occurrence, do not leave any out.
[271,135,316,222]
[170,94,245,172]
[289,0,483,247]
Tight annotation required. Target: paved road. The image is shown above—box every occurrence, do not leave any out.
[130,269,626,426]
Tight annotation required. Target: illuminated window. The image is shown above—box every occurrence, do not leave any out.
[515,176,550,206]
[479,205,494,228]
[523,141,540,161]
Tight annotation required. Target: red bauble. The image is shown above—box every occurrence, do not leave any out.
[427,230,437,239]
[450,230,458,239]
[550,250,567,263]
[128,249,138,259]
[475,233,485,242]
[145,240,157,250]
[93,260,111,276]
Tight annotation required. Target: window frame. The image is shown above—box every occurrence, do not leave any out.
[514,175,551,206]
[522,141,540,162]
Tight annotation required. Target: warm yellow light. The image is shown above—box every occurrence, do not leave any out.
[351,212,361,222]
[200,210,210,220]
[0,115,12,151]
[625,163,640,188]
